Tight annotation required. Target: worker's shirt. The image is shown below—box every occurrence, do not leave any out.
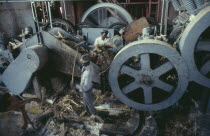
[80,62,94,92]
[94,36,112,47]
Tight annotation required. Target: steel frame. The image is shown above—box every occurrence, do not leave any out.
[119,0,161,21]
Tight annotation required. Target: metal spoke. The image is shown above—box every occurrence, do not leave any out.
[154,79,174,93]
[140,54,150,70]
[120,65,138,78]
[122,81,141,94]
[200,60,210,75]
[142,86,153,104]
[153,62,174,77]
[195,41,210,52]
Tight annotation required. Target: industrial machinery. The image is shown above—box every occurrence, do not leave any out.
[108,0,210,111]
[0,0,209,114]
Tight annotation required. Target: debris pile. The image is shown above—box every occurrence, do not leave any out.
[53,93,83,116]
[53,31,116,72]
[90,46,116,72]
[17,88,140,136]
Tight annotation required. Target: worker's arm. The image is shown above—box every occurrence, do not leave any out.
[104,38,114,48]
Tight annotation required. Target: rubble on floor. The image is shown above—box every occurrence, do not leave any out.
[1,80,209,136]
[0,111,24,136]
[13,88,140,136]
[1,87,210,136]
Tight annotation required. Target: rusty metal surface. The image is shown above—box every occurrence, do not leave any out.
[124,17,149,43]
[0,2,36,37]
[41,31,100,83]
[41,31,81,77]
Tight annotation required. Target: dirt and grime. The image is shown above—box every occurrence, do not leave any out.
[1,88,209,136]
[1,37,210,136]
[0,17,210,136]
[0,86,139,136]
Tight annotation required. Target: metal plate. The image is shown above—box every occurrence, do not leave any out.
[1,45,48,95]
[0,2,36,37]
[41,31,101,84]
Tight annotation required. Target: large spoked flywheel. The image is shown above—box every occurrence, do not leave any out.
[109,40,189,111]
[179,7,210,88]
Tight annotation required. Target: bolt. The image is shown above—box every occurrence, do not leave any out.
[27,54,31,59]
[142,75,153,85]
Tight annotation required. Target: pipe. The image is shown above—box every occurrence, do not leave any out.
[160,0,165,35]
[41,2,46,23]
[62,0,67,20]
[32,2,41,32]
[164,0,169,35]
[48,2,53,29]
[31,2,41,44]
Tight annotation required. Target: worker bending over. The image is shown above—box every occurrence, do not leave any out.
[94,29,113,48]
